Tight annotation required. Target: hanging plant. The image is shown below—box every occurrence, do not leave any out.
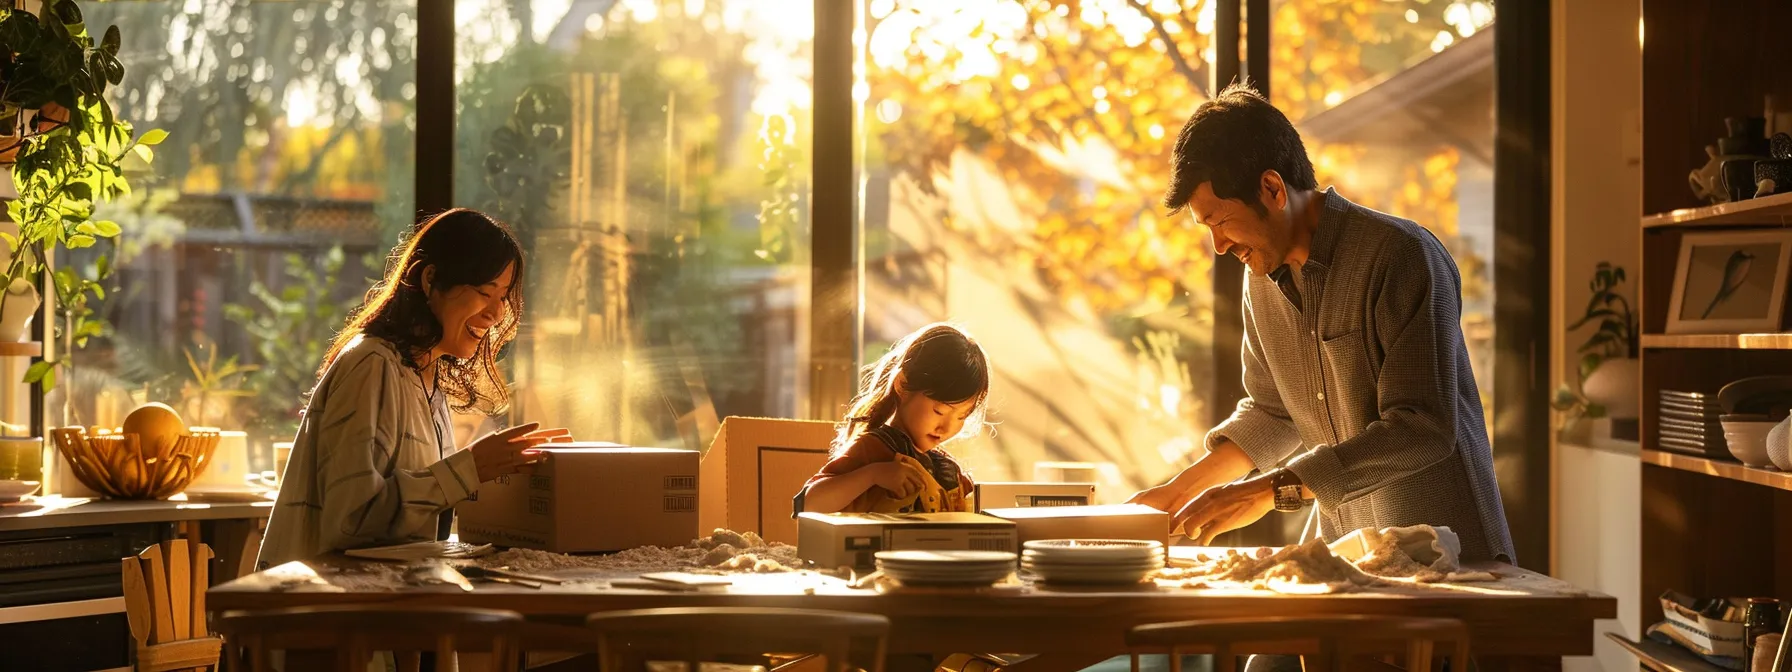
[0,0,163,398]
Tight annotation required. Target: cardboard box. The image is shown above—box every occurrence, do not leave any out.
[796,512,1017,570]
[797,512,1017,569]
[456,444,699,552]
[980,503,1169,548]
[700,417,836,545]
[972,482,1096,512]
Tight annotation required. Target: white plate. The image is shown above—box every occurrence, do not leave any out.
[1027,565,1157,584]
[0,480,38,502]
[1023,549,1162,565]
[1024,557,1164,569]
[882,569,1011,587]
[875,550,1016,565]
[1022,539,1163,560]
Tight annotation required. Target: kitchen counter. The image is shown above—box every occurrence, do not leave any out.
[0,495,273,532]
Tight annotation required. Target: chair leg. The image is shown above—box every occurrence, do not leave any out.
[1405,640,1434,672]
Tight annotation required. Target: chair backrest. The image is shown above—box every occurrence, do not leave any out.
[1126,615,1471,672]
[584,607,891,672]
[213,605,526,672]
[124,540,222,672]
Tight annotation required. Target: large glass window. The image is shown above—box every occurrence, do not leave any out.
[861,1,1220,500]
[452,0,813,449]
[63,1,417,471]
[1272,0,1498,428]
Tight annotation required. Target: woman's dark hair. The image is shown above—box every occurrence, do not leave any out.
[1163,81,1317,217]
[834,323,991,455]
[320,208,525,414]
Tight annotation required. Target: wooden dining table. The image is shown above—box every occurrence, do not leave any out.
[207,548,1616,672]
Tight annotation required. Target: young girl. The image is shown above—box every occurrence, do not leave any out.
[794,323,990,515]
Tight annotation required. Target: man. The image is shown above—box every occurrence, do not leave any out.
[1129,83,1515,564]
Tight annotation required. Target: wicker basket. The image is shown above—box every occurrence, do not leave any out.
[49,428,221,499]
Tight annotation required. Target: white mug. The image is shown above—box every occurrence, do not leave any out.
[186,428,250,490]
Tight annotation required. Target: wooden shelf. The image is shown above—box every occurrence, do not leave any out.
[1606,634,1727,672]
[0,341,42,358]
[1642,333,1792,349]
[1643,191,1792,228]
[1641,448,1792,491]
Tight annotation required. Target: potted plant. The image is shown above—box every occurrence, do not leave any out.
[0,0,164,409]
[1555,262,1640,441]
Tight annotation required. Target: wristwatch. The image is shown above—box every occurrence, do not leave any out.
[1270,468,1310,512]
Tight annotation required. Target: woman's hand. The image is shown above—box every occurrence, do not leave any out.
[468,422,568,482]
[865,461,929,500]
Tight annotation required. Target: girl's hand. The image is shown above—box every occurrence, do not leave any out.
[468,422,565,482]
[866,461,929,500]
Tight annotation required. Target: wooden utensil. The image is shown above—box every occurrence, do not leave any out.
[121,557,152,648]
[167,540,190,641]
[139,543,174,644]
[191,543,212,638]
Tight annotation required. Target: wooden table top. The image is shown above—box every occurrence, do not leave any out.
[208,548,1616,657]
[0,495,273,532]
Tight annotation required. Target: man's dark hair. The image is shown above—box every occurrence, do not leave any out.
[1163,81,1317,217]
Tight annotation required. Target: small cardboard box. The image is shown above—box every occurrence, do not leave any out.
[796,512,1018,570]
[700,417,836,545]
[456,444,699,553]
[980,503,1169,548]
[972,482,1097,512]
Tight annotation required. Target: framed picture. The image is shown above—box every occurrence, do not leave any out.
[1666,229,1792,334]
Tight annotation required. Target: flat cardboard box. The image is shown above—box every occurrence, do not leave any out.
[972,482,1096,512]
[700,417,836,545]
[981,503,1169,548]
[456,444,699,553]
[796,512,1018,570]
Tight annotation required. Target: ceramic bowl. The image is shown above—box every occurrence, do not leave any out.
[1720,417,1778,468]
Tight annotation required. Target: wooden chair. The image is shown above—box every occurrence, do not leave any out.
[123,539,224,672]
[583,607,891,672]
[212,605,525,672]
[1126,615,1471,672]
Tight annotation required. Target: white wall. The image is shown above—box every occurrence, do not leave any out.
[1551,1,1643,672]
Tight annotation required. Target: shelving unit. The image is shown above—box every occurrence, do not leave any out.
[1641,333,1792,350]
[1640,448,1792,492]
[0,341,42,358]
[1641,190,1792,229]
[1606,634,1727,672]
[1635,0,1792,639]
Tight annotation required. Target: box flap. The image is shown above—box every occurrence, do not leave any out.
[699,416,835,543]
[982,503,1163,520]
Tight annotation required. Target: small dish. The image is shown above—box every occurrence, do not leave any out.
[0,480,39,503]
[1721,418,1778,467]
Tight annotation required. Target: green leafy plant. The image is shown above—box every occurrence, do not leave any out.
[1552,262,1638,421]
[179,346,257,429]
[0,0,162,398]
[224,246,369,439]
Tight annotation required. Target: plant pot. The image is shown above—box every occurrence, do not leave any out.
[0,278,38,342]
[1583,358,1641,420]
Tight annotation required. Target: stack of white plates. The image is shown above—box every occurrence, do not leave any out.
[874,550,1016,587]
[1021,539,1165,585]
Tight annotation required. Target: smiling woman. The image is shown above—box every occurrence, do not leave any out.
[256,208,570,571]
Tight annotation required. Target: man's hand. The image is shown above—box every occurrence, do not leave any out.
[1170,476,1276,545]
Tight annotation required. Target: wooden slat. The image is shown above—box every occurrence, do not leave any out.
[0,341,43,358]
[1641,448,1792,492]
[167,540,190,641]
[122,559,152,648]
[135,637,223,672]
[192,544,213,638]
[139,544,174,644]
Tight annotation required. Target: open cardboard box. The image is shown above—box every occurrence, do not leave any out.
[699,417,836,545]
[456,443,699,552]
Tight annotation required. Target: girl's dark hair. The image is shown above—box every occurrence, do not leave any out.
[1163,81,1317,218]
[834,323,991,455]
[320,208,525,414]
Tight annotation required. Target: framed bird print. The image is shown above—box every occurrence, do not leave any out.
[1666,229,1792,334]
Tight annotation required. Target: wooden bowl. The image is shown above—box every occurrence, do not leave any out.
[49,428,220,499]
